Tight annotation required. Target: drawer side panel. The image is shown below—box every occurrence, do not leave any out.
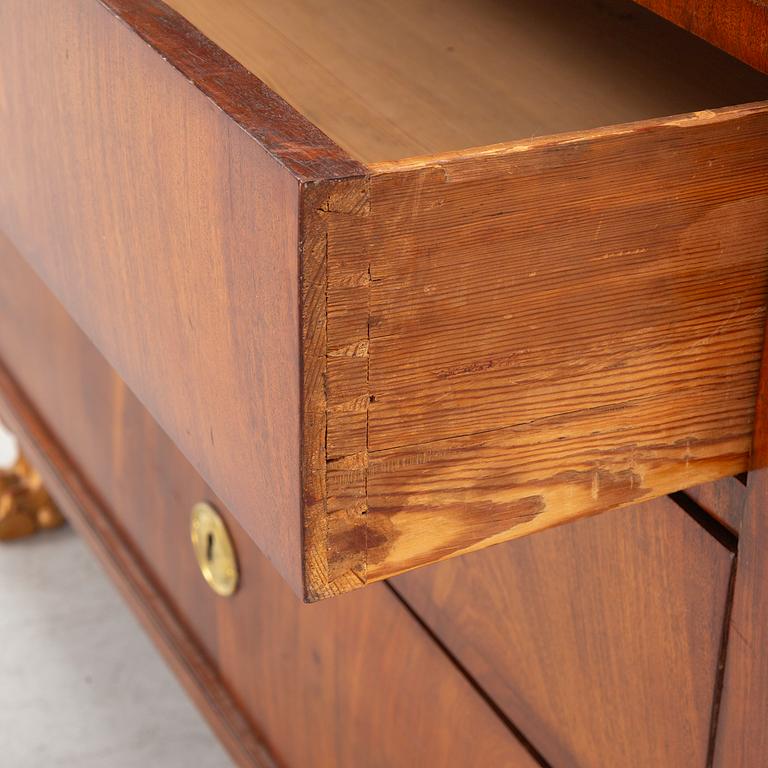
[322,104,768,583]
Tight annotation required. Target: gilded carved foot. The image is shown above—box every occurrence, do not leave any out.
[0,455,65,542]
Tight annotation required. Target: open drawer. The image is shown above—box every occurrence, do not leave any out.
[1,0,767,600]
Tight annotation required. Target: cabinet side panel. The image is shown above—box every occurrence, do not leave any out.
[0,0,312,591]
[713,312,768,766]
[714,468,768,767]
[632,0,768,74]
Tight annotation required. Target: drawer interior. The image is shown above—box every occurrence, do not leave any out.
[164,0,768,163]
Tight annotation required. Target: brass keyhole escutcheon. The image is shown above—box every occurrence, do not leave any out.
[190,502,239,597]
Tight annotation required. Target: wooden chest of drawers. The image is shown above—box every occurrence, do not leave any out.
[2,1,768,765]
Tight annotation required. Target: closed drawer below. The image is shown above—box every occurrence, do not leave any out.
[393,495,735,768]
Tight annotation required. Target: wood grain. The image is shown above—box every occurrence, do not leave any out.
[713,468,768,767]
[683,477,746,534]
[300,179,372,598]
[5,0,768,600]
[107,0,363,180]
[393,496,735,768]
[712,311,768,765]
[165,0,768,164]
[0,0,364,597]
[633,0,768,75]
[0,362,277,768]
[0,232,537,768]
[315,104,768,587]
[751,305,768,467]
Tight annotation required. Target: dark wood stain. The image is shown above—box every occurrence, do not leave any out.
[634,0,768,74]
[0,231,536,768]
[393,497,734,768]
[103,0,364,180]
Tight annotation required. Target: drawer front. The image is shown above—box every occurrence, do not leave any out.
[393,497,735,768]
[0,232,535,768]
[0,0,369,600]
[683,477,746,534]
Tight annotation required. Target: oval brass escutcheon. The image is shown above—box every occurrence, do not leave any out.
[190,502,239,597]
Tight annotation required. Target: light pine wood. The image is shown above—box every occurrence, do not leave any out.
[305,104,768,591]
[164,0,768,163]
[301,180,372,595]
[392,496,735,768]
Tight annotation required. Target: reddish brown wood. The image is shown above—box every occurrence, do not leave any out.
[714,468,768,766]
[4,0,768,601]
[712,312,768,764]
[751,314,768,467]
[0,231,537,768]
[0,363,277,768]
[104,0,363,180]
[0,0,366,598]
[393,497,735,768]
[633,0,768,74]
[683,477,746,534]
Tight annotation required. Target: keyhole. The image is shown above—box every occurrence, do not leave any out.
[191,502,238,596]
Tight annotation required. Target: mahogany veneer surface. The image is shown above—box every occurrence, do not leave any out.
[0,0,342,597]
[0,232,538,768]
[684,477,746,534]
[634,0,768,74]
[715,469,768,767]
[393,497,734,768]
[4,1,768,766]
